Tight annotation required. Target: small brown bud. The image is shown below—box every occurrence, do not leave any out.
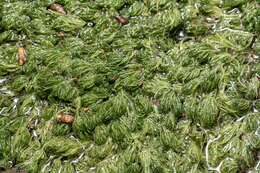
[83,107,91,113]
[57,112,74,124]
[48,3,66,15]
[17,47,26,65]
[115,16,129,25]
[57,32,65,37]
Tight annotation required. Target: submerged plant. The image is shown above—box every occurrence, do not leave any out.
[0,0,259,173]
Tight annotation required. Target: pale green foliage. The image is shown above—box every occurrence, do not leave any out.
[0,0,259,173]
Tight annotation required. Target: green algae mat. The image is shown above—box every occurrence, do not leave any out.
[0,0,260,172]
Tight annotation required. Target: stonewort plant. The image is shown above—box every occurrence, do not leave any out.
[0,0,259,173]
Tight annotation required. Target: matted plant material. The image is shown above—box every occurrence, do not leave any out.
[0,0,259,173]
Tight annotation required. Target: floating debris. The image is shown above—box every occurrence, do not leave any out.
[48,3,66,15]
[57,112,75,124]
[115,16,129,25]
[17,47,26,65]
